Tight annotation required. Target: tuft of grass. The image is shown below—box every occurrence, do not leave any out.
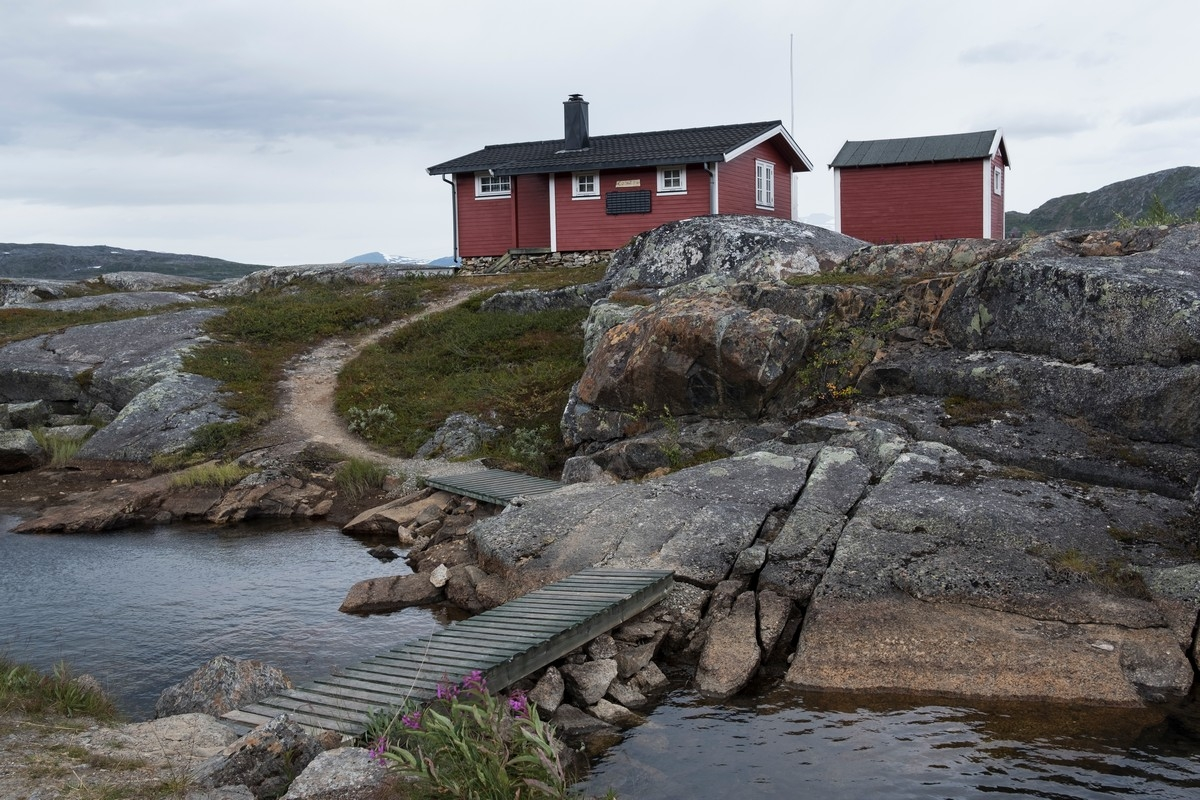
[334,457,389,502]
[168,460,254,490]
[31,428,89,467]
[336,301,589,475]
[1039,548,1153,600]
[0,658,119,720]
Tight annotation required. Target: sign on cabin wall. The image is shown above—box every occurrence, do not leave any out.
[614,179,641,188]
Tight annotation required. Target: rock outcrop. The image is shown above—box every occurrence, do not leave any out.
[0,307,237,462]
[155,655,294,719]
[192,714,324,800]
[468,218,1200,707]
[12,467,335,533]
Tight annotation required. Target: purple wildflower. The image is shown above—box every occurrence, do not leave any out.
[507,689,529,717]
[462,669,487,694]
[401,710,422,730]
[367,736,388,763]
[436,679,460,701]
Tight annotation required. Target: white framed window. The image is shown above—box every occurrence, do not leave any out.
[475,173,511,198]
[993,166,1003,195]
[657,166,687,194]
[755,159,775,208]
[573,172,599,198]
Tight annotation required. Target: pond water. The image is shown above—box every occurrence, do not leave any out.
[0,513,445,720]
[3,512,1199,797]
[575,685,1200,799]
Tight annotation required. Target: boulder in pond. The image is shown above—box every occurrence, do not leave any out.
[155,655,294,719]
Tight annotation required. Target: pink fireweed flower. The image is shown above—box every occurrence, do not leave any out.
[436,679,460,701]
[507,689,529,717]
[462,669,487,694]
[367,736,388,763]
[401,710,422,730]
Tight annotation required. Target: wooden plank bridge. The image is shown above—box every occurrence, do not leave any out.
[221,568,674,736]
[424,468,561,506]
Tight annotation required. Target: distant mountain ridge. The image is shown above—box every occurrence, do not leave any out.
[1007,166,1200,236]
[0,243,268,281]
[344,251,457,267]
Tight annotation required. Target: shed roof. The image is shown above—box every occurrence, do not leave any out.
[428,121,813,176]
[830,130,1009,169]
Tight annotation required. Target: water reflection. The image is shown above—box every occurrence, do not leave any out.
[0,514,444,719]
[575,684,1200,798]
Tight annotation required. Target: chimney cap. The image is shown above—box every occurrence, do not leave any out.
[567,93,585,102]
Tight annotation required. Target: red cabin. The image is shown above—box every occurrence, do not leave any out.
[427,95,814,269]
[831,130,1010,244]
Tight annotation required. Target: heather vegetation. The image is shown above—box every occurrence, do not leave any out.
[335,265,605,475]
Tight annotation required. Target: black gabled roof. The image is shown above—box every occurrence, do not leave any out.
[830,130,1009,169]
[428,121,813,176]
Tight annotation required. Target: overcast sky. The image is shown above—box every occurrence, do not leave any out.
[2,1,1197,266]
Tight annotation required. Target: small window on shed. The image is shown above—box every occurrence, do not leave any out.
[657,166,686,194]
[755,160,775,208]
[993,166,1003,196]
[476,174,511,198]
[573,173,599,198]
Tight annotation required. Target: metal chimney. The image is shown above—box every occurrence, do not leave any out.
[563,94,590,150]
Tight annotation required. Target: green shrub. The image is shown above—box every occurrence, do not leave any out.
[334,457,389,502]
[365,671,576,800]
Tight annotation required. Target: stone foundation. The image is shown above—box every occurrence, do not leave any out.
[460,250,611,274]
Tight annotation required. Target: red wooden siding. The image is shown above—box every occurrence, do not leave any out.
[555,165,711,252]
[838,161,985,244]
[456,174,515,257]
[990,152,1006,239]
[515,174,551,249]
[719,140,793,218]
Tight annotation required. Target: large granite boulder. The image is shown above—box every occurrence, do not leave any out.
[156,655,294,718]
[281,747,391,800]
[78,372,238,461]
[603,215,864,289]
[339,572,445,614]
[192,714,324,800]
[0,429,44,473]
[573,295,806,422]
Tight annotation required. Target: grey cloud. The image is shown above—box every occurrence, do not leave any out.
[1123,97,1200,126]
[959,41,1058,65]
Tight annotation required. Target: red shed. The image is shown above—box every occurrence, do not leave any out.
[427,95,814,269]
[831,130,1010,244]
